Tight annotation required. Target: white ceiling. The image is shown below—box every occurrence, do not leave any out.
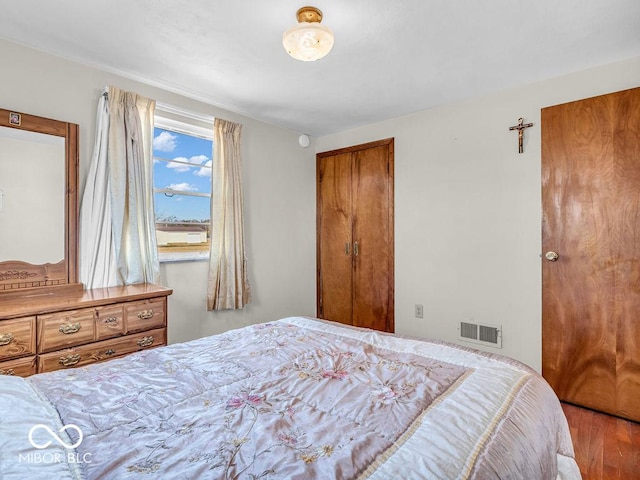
[1,1,639,137]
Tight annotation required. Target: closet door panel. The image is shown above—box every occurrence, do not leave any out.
[352,144,393,332]
[317,152,353,325]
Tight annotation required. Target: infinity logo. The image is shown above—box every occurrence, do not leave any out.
[28,424,83,449]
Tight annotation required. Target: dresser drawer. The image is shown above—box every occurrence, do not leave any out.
[0,355,37,377]
[95,304,125,340]
[0,316,36,360]
[125,298,166,332]
[38,309,97,353]
[38,328,167,373]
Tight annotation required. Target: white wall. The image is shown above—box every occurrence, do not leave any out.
[0,38,317,343]
[316,56,640,371]
[4,36,639,371]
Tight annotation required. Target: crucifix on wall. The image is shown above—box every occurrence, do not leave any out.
[509,117,534,153]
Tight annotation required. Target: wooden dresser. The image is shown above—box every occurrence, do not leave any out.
[0,283,172,377]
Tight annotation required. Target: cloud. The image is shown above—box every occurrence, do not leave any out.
[166,182,198,192]
[153,131,178,152]
[189,155,209,165]
[166,155,210,173]
[195,160,212,177]
[166,157,191,172]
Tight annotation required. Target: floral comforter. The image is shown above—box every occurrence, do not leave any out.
[0,316,581,479]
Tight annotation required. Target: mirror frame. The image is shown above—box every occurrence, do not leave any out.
[0,108,80,294]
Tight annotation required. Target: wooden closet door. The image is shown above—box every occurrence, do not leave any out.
[317,152,353,324]
[317,139,394,332]
[352,143,394,332]
[542,87,640,421]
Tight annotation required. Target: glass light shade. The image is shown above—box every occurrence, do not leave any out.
[282,22,334,62]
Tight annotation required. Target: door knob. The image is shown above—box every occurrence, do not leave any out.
[545,251,559,262]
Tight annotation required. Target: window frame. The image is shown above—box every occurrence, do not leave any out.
[153,108,214,263]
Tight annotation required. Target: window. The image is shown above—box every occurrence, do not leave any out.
[153,112,213,262]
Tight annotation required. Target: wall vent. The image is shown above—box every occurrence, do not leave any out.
[458,321,502,348]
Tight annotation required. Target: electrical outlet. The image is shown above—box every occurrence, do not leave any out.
[415,304,424,318]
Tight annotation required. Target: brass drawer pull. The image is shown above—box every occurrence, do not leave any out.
[59,354,81,367]
[104,349,116,356]
[0,368,15,376]
[0,333,14,346]
[59,323,82,335]
[104,317,118,324]
[137,309,154,320]
[137,336,154,348]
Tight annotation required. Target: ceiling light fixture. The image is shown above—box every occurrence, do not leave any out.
[283,6,334,62]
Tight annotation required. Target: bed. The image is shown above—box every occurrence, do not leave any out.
[0,316,581,479]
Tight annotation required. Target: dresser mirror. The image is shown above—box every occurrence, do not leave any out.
[0,108,80,294]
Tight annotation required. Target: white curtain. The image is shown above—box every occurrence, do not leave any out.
[80,86,159,288]
[79,89,117,289]
[207,118,251,310]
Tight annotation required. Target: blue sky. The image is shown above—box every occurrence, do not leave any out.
[153,128,212,223]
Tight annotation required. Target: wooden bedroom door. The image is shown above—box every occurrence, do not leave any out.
[317,138,394,332]
[542,87,640,422]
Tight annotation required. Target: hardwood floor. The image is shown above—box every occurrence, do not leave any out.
[562,402,640,479]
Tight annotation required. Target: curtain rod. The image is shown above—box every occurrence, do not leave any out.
[100,90,213,124]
